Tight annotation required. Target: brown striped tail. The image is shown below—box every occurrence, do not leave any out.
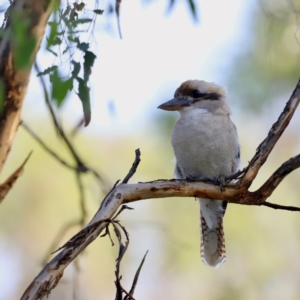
[200,212,226,268]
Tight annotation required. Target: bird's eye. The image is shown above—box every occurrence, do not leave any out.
[192,90,204,98]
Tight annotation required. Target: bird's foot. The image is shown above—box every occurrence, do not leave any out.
[225,168,247,183]
[186,175,199,181]
[216,176,225,192]
[186,175,206,182]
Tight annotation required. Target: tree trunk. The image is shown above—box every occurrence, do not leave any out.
[0,0,53,174]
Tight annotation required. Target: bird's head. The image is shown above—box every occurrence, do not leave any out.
[158,80,231,115]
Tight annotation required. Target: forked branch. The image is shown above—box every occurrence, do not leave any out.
[20,78,300,300]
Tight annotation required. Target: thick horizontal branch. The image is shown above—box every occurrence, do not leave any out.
[20,152,300,299]
[21,78,300,299]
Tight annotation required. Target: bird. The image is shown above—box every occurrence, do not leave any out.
[158,80,240,268]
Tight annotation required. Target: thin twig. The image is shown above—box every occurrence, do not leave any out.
[252,154,300,202]
[125,250,149,300]
[35,61,88,167]
[22,121,109,192]
[122,149,141,183]
[262,202,300,211]
[42,219,81,265]
[36,61,109,191]
[34,62,63,136]
[100,224,114,246]
[76,173,87,226]
[21,122,76,171]
[116,0,122,39]
[113,205,134,220]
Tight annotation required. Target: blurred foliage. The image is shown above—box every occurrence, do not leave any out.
[2,1,300,300]
[1,5,36,70]
[227,0,300,111]
[35,0,197,127]
[149,0,198,21]
[11,12,36,70]
[1,118,300,300]
[37,1,102,126]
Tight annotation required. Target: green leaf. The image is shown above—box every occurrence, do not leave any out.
[37,65,58,76]
[67,35,79,43]
[50,70,73,107]
[187,0,198,22]
[62,46,70,54]
[76,77,91,126]
[52,36,62,46]
[73,18,93,26]
[77,42,89,52]
[93,9,104,15]
[46,48,58,57]
[47,18,58,48]
[71,61,81,78]
[83,51,96,81]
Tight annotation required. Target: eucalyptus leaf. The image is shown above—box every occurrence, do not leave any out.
[93,9,104,15]
[83,51,96,81]
[37,65,58,77]
[50,70,73,107]
[76,77,91,126]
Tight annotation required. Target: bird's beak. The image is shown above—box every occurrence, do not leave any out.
[157,98,190,111]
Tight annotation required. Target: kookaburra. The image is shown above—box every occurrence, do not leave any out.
[158,80,240,268]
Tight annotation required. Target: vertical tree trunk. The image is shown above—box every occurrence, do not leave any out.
[0,0,53,174]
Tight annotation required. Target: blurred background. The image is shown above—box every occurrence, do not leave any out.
[1,0,300,299]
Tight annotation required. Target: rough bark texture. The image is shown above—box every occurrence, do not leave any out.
[0,0,53,175]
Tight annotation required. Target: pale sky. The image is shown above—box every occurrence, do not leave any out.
[23,0,254,134]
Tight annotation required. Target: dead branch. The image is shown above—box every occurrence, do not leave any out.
[20,78,300,300]
[239,80,300,188]
[262,202,300,211]
[122,149,141,183]
[0,152,31,203]
[124,251,149,300]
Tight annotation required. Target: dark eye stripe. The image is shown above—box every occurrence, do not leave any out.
[205,93,220,100]
[191,90,220,101]
[191,89,204,98]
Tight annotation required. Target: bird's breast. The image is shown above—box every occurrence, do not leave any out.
[171,112,239,179]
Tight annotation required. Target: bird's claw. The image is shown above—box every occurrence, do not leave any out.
[186,175,205,182]
[217,176,225,192]
[186,175,197,181]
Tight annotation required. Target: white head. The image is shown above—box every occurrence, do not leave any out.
[158,80,231,115]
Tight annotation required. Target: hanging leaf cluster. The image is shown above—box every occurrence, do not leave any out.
[37,1,103,126]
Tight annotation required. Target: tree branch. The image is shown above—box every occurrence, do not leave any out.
[20,79,300,300]
[262,202,300,211]
[122,149,141,183]
[21,122,76,171]
[239,80,300,188]
[0,0,54,175]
